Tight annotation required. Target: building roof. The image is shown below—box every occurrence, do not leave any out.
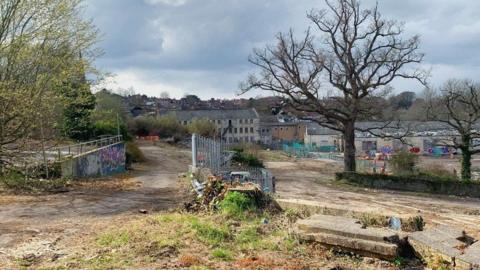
[306,122,341,136]
[305,121,480,137]
[164,108,259,121]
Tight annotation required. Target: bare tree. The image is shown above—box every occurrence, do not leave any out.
[241,0,426,172]
[160,91,170,99]
[426,79,480,181]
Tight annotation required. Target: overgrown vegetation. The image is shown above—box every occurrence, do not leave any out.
[187,118,217,138]
[390,151,419,175]
[218,191,258,219]
[231,146,264,168]
[128,115,187,140]
[125,141,146,167]
[0,170,69,193]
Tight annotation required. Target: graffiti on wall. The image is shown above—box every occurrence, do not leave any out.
[99,143,126,175]
[75,143,125,178]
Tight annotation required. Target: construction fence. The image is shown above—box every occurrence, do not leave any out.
[191,134,275,193]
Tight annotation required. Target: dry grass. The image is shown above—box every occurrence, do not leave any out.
[71,174,141,191]
[29,210,401,270]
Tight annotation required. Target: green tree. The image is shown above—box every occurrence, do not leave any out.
[59,67,96,141]
[0,0,100,171]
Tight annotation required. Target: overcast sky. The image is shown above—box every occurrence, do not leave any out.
[85,0,480,99]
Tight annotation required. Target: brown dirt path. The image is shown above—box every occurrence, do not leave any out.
[0,142,190,267]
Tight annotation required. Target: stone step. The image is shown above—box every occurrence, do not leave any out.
[278,198,424,232]
[299,232,399,260]
[297,214,400,243]
[295,214,400,260]
[409,225,480,270]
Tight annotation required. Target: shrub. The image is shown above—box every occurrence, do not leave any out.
[219,191,257,219]
[390,151,418,175]
[125,141,145,167]
[231,147,264,168]
[128,115,186,139]
[93,120,131,141]
[187,118,217,138]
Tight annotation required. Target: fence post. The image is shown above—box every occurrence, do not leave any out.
[192,133,197,169]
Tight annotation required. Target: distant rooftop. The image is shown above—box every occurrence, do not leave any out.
[164,108,259,121]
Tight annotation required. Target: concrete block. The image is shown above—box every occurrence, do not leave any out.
[295,214,400,260]
[409,226,480,270]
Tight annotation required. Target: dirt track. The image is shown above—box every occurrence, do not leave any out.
[0,142,190,266]
[267,159,480,238]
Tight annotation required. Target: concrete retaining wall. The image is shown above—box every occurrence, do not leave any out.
[61,142,126,179]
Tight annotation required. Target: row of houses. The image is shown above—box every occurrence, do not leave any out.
[158,108,469,155]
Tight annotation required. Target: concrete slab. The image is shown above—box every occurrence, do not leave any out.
[297,214,399,243]
[278,198,424,231]
[457,241,480,270]
[295,214,400,260]
[409,226,480,270]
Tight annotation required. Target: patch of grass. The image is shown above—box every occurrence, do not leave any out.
[235,225,278,251]
[218,191,257,220]
[211,248,233,261]
[190,220,230,246]
[96,231,131,248]
[0,170,68,193]
[358,213,389,228]
[393,256,406,267]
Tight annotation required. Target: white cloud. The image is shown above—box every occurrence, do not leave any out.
[145,0,187,7]
[87,0,480,98]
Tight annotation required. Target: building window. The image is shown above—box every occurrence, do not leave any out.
[228,137,233,143]
[251,136,254,142]
[250,127,254,133]
[234,128,237,133]
[245,137,249,142]
[261,129,265,133]
[250,119,253,124]
[228,120,232,126]
[218,120,221,124]
[239,119,243,124]
[240,127,243,133]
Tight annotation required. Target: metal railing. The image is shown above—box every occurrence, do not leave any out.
[54,135,123,160]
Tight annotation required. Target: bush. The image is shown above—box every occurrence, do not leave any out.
[187,118,217,138]
[231,147,264,168]
[219,191,257,219]
[125,142,145,167]
[93,120,131,141]
[390,151,418,175]
[128,115,186,139]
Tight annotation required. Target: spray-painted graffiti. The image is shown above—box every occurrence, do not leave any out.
[99,143,126,175]
[73,143,126,178]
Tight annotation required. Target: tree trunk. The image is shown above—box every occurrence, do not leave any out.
[460,137,472,181]
[343,121,356,172]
